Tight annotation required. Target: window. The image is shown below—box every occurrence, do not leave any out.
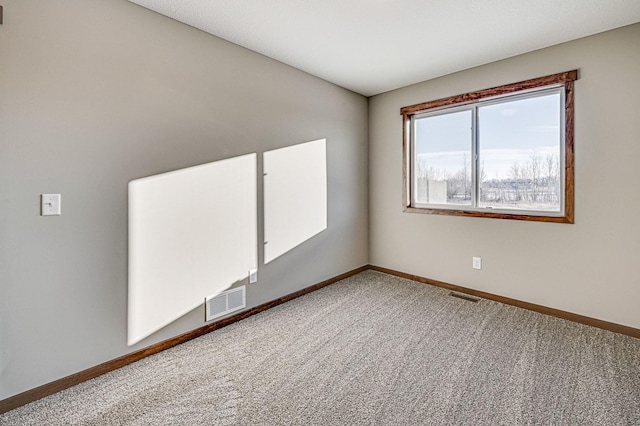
[401,70,577,223]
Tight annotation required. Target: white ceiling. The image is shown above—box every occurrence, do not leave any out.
[129,0,640,96]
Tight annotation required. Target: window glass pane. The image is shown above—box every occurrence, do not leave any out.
[414,110,472,206]
[478,93,562,212]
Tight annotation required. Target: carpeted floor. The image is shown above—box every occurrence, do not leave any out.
[1,270,639,425]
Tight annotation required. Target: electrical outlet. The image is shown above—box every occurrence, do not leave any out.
[249,269,258,284]
[472,257,482,270]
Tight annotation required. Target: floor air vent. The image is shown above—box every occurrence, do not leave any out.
[449,292,480,303]
[205,286,246,321]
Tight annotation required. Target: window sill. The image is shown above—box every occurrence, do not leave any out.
[403,205,573,223]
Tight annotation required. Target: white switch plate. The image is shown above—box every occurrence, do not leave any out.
[41,194,61,216]
[249,269,258,284]
[472,257,482,270]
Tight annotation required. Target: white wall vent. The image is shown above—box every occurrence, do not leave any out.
[205,286,246,322]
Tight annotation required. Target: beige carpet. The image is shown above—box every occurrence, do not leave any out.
[1,270,639,425]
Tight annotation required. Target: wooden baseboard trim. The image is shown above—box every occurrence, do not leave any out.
[368,265,640,339]
[0,265,368,415]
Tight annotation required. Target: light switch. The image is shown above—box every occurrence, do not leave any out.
[41,194,61,216]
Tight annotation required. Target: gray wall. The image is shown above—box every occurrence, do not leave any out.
[369,24,640,330]
[0,0,369,399]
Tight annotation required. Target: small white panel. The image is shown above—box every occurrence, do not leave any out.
[41,194,61,216]
[128,154,257,345]
[249,269,257,284]
[264,139,327,264]
[473,257,482,270]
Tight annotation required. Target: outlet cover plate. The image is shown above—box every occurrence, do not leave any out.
[472,257,482,270]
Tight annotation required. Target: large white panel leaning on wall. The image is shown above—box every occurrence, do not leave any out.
[128,154,258,346]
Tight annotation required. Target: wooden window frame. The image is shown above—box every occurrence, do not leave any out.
[401,70,578,223]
